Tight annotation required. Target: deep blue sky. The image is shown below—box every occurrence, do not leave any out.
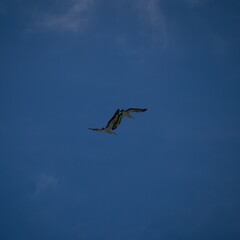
[1,0,240,239]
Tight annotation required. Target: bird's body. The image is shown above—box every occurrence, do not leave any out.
[89,109,121,135]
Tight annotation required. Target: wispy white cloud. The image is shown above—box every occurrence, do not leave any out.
[115,0,168,56]
[135,0,164,26]
[37,0,94,33]
[35,0,167,48]
[34,174,58,196]
[133,0,167,45]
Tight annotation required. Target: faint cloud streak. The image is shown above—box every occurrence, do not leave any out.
[34,174,58,196]
[37,0,94,33]
[135,0,167,46]
[115,0,168,56]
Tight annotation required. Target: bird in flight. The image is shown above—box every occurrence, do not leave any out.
[112,108,147,130]
[89,108,147,135]
[89,109,121,135]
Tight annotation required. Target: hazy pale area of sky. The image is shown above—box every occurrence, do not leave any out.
[0,0,240,239]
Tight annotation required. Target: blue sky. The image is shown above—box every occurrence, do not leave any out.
[1,0,240,239]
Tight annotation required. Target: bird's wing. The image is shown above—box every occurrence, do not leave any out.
[126,108,147,113]
[89,128,102,132]
[106,109,120,128]
[112,113,123,130]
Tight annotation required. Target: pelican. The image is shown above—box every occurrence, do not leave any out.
[89,109,121,135]
[112,108,147,130]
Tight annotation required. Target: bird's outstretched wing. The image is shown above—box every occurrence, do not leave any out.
[125,108,147,113]
[88,128,102,132]
[106,109,120,129]
[89,109,120,133]
[112,112,123,130]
